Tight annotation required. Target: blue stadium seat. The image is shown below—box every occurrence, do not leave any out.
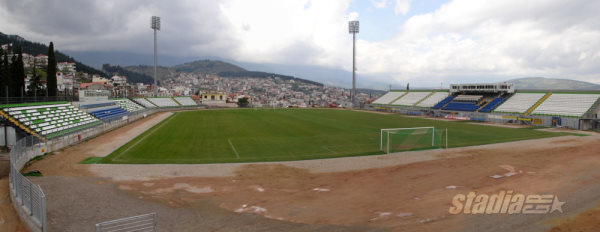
[479,97,505,112]
[442,102,479,111]
[432,96,455,109]
[89,107,127,121]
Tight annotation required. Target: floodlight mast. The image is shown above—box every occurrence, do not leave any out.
[349,21,359,108]
[151,16,161,97]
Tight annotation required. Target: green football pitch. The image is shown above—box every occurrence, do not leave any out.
[98,109,567,164]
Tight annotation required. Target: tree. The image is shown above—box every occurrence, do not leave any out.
[8,54,17,97]
[14,46,25,98]
[237,97,249,108]
[0,49,5,98]
[1,50,10,98]
[47,42,57,96]
[27,60,45,97]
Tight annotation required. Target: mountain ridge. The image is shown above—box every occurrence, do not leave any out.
[122,60,324,86]
[0,32,105,76]
[506,77,600,90]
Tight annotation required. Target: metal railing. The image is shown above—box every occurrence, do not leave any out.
[9,108,158,232]
[95,213,157,232]
[9,135,47,232]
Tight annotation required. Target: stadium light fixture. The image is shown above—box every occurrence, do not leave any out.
[349,21,359,107]
[151,16,161,97]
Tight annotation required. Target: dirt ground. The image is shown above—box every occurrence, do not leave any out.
[0,152,28,232]
[5,112,600,231]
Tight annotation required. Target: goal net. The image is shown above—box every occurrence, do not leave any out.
[380,127,447,154]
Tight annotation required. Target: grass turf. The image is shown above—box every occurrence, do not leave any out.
[98,109,568,164]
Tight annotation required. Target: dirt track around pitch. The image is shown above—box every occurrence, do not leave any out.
[16,112,600,232]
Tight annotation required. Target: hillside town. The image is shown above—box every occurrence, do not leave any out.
[2,43,377,107]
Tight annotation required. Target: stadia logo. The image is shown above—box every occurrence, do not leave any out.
[449,190,565,215]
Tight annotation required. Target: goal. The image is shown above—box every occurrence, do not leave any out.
[380,127,447,154]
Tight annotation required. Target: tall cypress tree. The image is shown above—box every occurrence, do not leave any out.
[1,50,9,98]
[0,49,4,98]
[9,54,18,97]
[15,46,25,98]
[47,42,57,97]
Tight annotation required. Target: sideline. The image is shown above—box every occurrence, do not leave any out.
[228,138,240,159]
[112,113,178,161]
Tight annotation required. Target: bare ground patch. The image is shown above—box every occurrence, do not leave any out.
[15,109,600,231]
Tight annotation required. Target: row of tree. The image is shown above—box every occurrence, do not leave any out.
[0,42,58,99]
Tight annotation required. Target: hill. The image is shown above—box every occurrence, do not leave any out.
[0,32,105,76]
[174,59,245,73]
[102,64,154,85]
[123,59,323,86]
[507,77,600,90]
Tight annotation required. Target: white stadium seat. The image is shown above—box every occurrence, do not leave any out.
[493,93,546,114]
[391,92,431,106]
[134,98,157,108]
[114,99,145,112]
[532,94,600,117]
[173,97,198,106]
[416,92,449,107]
[4,103,100,138]
[147,98,179,107]
[372,92,405,104]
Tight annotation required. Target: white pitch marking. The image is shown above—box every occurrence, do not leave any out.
[228,138,240,159]
[113,113,177,161]
[323,146,339,154]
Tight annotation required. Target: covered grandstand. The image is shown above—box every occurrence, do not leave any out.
[368,82,600,130]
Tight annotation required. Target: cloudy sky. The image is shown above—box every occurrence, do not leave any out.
[1,0,599,88]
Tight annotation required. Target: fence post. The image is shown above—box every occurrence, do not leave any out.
[153,213,157,232]
[42,194,46,232]
[29,181,33,215]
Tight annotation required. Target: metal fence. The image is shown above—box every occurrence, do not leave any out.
[95,213,157,232]
[9,108,158,232]
[9,135,47,232]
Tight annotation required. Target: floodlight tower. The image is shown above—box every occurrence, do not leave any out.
[151,16,161,97]
[349,21,359,108]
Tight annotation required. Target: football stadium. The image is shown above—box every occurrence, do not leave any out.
[4,83,600,231]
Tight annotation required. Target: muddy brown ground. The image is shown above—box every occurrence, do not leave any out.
[5,111,600,231]
[0,152,28,232]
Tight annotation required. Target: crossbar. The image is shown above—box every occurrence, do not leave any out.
[380,127,434,151]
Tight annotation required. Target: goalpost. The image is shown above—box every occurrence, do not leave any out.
[380,127,448,154]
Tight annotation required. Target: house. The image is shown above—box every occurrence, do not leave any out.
[34,54,48,66]
[57,62,76,75]
[80,82,110,91]
[92,75,109,84]
[111,75,127,86]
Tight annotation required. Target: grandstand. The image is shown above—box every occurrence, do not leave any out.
[416,92,449,107]
[1,102,101,139]
[147,97,179,107]
[76,101,128,122]
[371,91,405,104]
[493,93,546,114]
[172,97,198,106]
[391,92,431,106]
[369,81,600,130]
[88,107,127,121]
[133,98,157,108]
[478,97,505,112]
[532,93,600,117]
[432,96,455,109]
[114,99,145,112]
